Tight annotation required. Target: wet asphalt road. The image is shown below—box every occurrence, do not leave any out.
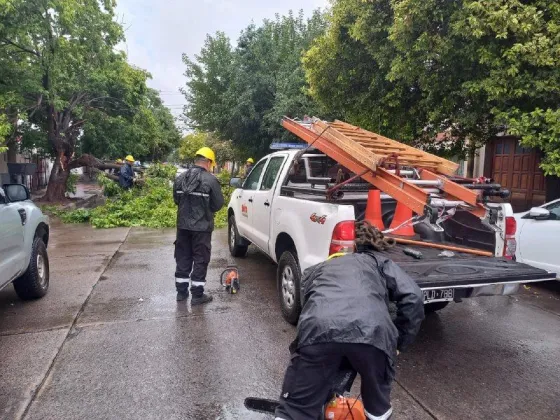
[1,222,559,420]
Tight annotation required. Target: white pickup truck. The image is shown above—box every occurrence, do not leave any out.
[227,149,556,324]
[0,184,50,300]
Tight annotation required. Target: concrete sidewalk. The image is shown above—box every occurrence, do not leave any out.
[0,220,130,419]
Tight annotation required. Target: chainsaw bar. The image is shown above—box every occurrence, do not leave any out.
[244,397,279,414]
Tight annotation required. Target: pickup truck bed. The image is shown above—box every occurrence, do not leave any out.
[228,149,556,324]
[380,244,553,289]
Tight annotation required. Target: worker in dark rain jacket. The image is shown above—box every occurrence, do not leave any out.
[275,248,425,420]
[172,147,224,305]
[119,155,135,189]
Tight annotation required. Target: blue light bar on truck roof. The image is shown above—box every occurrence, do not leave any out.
[270,143,308,150]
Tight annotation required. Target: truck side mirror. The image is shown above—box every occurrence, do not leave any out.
[3,184,30,202]
[230,177,242,188]
[528,207,550,220]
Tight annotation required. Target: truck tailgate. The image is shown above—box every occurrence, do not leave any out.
[381,246,556,289]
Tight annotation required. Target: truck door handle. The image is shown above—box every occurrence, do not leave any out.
[264,201,270,207]
[18,208,27,225]
[248,198,253,203]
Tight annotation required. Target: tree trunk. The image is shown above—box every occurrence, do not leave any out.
[7,141,17,163]
[6,109,18,163]
[43,155,70,202]
[466,146,476,178]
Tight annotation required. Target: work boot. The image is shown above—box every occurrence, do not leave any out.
[176,291,189,301]
[191,294,213,306]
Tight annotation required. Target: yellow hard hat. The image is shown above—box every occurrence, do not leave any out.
[195,147,216,168]
[247,158,254,164]
[125,155,135,162]
[116,159,123,164]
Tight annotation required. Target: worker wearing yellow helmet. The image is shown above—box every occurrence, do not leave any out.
[119,155,136,189]
[274,245,424,420]
[241,157,255,178]
[171,146,224,305]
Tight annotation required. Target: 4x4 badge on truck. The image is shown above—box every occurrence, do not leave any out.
[310,213,327,225]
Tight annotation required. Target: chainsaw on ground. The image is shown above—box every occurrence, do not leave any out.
[245,362,366,419]
[220,265,240,294]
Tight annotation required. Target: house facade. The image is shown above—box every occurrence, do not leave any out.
[469,136,559,212]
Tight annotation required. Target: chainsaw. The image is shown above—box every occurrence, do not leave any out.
[220,265,240,294]
[245,363,366,419]
[244,396,365,419]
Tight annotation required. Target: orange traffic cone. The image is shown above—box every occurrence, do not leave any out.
[389,202,415,236]
[365,190,384,230]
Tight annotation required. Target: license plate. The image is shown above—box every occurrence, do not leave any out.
[423,288,455,303]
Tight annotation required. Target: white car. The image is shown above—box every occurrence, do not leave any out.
[0,184,50,299]
[514,199,560,276]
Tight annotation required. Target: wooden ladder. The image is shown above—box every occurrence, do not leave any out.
[282,117,488,219]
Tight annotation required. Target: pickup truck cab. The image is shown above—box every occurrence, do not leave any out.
[0,184,50,300]
[227,150,556,324]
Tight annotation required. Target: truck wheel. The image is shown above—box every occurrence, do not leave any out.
[424,301,449,315]
[13,237,49,300]
[277,250,302,325]
[228,215,249,257]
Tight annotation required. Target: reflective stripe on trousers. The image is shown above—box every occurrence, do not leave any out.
[365,407,393,420]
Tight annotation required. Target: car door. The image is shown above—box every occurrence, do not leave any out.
[249,154,288,252]
[235,158,268,239]
[517,200,560,274]
[0,188,26,287]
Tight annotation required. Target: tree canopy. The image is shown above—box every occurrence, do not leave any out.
[0,0,180,200]
[303,0,560,173]
[182,10,327,158]
[178,131,242,167]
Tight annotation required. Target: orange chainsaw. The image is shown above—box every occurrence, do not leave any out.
[245,363,366,419]
[220,265,240,294]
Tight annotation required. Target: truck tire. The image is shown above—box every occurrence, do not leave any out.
[424,301,449,315]
[13,237,49,300]
[228,215,249,258]
[277,250,302,325]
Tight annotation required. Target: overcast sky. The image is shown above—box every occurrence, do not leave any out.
[115,0,329,128]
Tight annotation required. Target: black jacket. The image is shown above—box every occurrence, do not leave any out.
[173,165,224,232]
[295,252,424,359]
[119,164,134,189]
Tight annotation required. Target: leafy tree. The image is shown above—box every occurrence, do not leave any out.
[304,0,559,176]
[81,87,181,162]
[0,0,128,201]
[178,132,207,162]
[456,0,560,175]
[179,131,241,167]
[182,10,327,158]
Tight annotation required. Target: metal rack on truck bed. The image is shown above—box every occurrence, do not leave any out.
[282,117,510,226]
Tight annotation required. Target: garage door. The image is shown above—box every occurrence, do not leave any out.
[490,137,546,212]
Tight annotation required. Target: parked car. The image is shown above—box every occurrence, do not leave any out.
[226,150,556,324]
[0,184,50,299]
[514,199,560,276]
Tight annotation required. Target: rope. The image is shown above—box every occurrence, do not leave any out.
[381,215,425,235]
